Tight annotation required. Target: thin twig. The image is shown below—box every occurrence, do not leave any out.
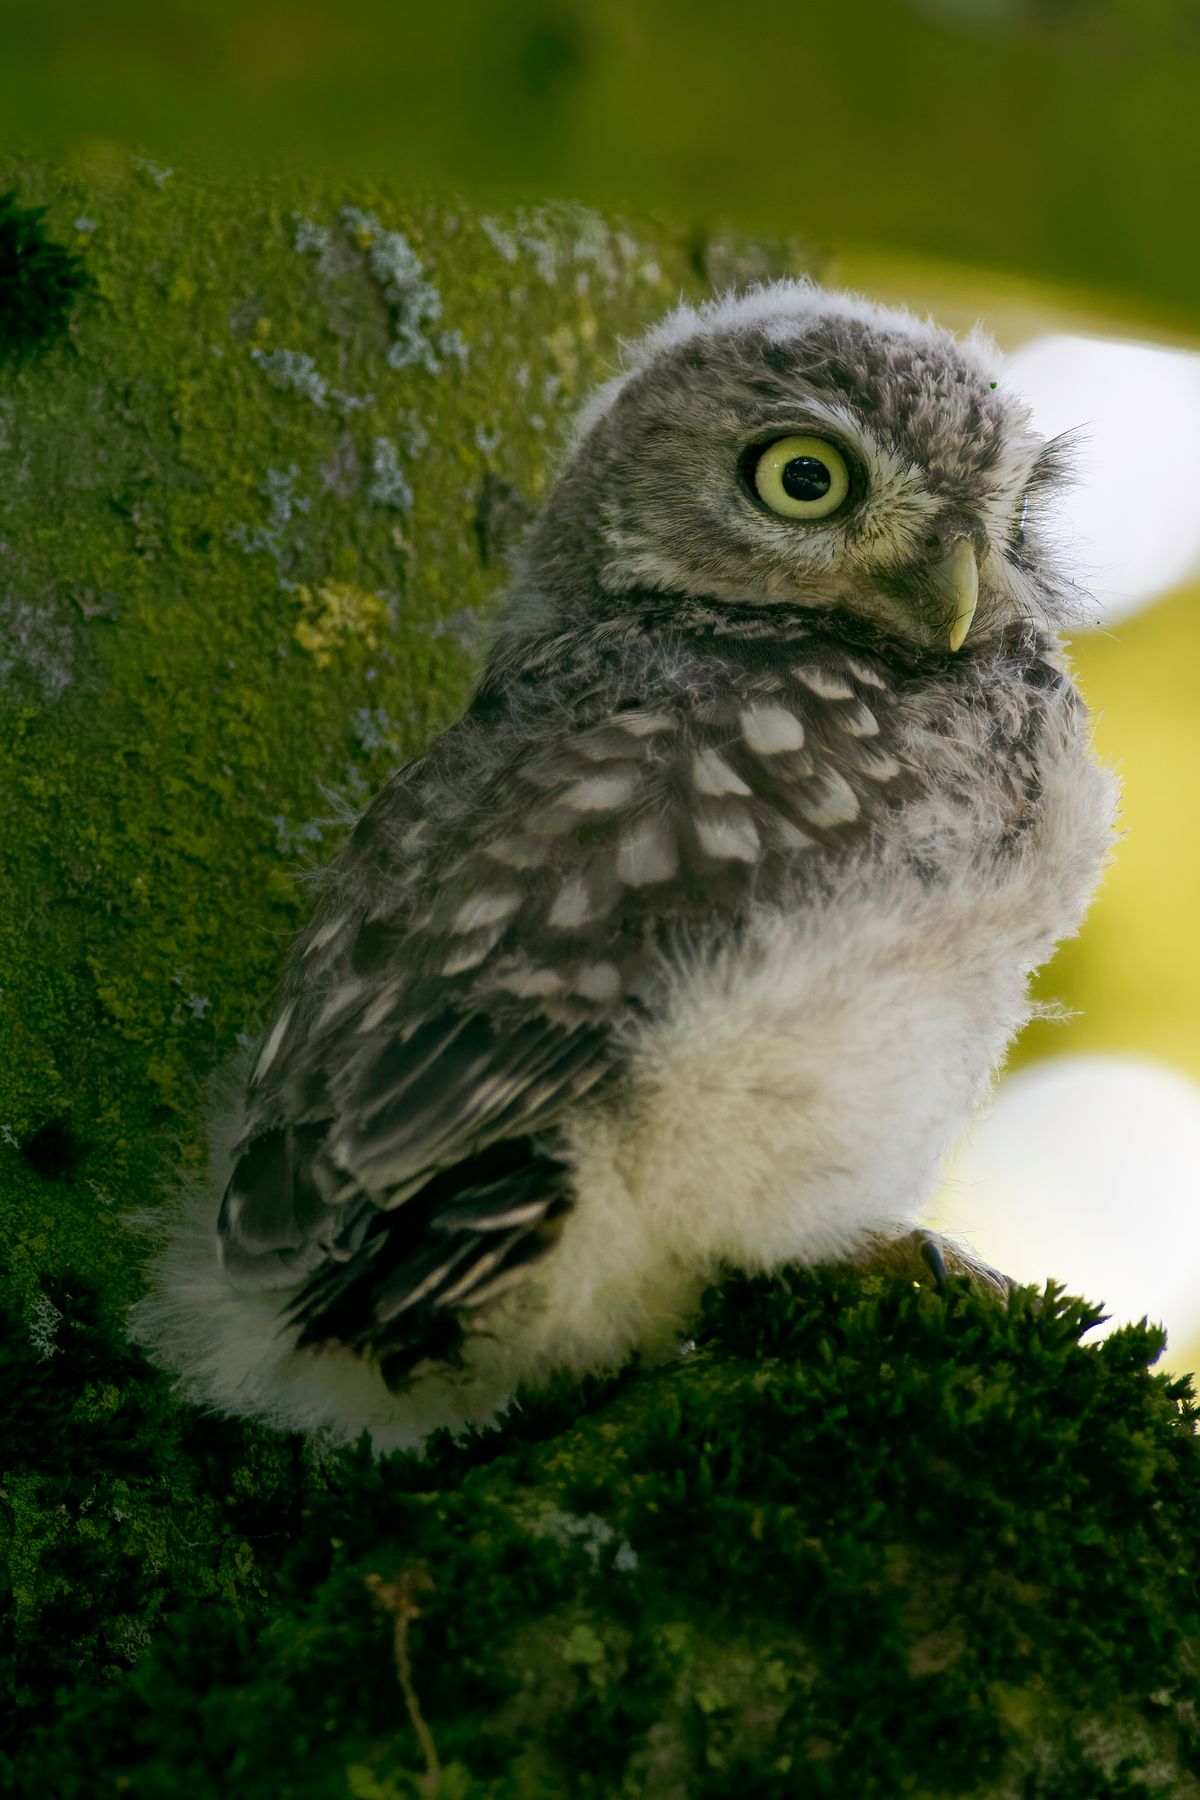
[366,1568,440,1797]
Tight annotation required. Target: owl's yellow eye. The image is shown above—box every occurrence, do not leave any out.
[752,435,851,521]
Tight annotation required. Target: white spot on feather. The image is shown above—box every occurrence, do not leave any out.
[548,876,597,930]
[574,961,622,1003]
[769,817,817,851]
[443,1197,548,1232]
[616,819,678,886]
[253,1003,293,1083]
[496,964,567,998]
[386,1243,479,1314]
[795,667,855,701]
[314,981,368,1032]
[359,979,406,1031]
[453,890,522,933]
[740,705,805,755]
[798,770,861,827]
[457,1264,536,1309]
[856,749,902,781]
[484,836,547,869]
[562,771,637,812]
[438,1247,508,1307]
[611,709,674,737]
[846,657,888,689]
[305,914,348,956]
[442,933,501,976]
[692,747,751,797]
[840,702,880,738]
[695,811,761,862]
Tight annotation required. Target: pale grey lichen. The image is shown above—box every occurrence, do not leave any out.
[397,410,430,459]
[479,203,663,303]
[386,332,439,375]
[260,466,308,526]
[271,814,328,857]
[329,387,372,414]
[350,706,409,756]
[292,216,331,258]
[479,217,519,264]
[320,432,361,499]
[251,348,329,408]
[228,466,310,571]
[28,1292,64,1361]
[132,156,174,187]
[343,206,452,376]
[249,346,367,415]
[437,328,470,369]
[108,1614,154,1664]
[429,606,486,652]
[367,436,413,511]
[531,1509,639,1573]
[0,593,76,701]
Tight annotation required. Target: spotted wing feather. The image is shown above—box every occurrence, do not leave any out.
[218,638,912,1377]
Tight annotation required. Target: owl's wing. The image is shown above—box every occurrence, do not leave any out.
[218,645,912,1378]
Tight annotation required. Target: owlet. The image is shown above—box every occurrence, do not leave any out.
[132,280,1118,1450]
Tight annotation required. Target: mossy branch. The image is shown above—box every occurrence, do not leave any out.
[5,1264,1200,1796]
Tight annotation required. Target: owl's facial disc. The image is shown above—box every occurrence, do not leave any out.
[518,293,1084,647]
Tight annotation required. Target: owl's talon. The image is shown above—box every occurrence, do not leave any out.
[858,1228,1015,1304]
[912,1228,1015,1303]
[917,1231,950,1289]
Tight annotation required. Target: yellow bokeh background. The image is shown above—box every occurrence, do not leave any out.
[1037,587,1200,1087]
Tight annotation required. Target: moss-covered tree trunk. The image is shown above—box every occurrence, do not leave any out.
[2,157,1199,1797]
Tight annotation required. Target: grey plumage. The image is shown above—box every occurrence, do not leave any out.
[132,279,1118,1449]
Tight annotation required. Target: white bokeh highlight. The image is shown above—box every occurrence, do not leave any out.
[1006,334,1200,623]
[935,1054,1200,1362]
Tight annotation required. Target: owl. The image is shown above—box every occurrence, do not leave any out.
[132,280,1118,1451]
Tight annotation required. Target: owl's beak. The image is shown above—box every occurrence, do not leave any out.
[933,538,979,653]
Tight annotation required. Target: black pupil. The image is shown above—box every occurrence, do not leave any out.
[781,455,832,503]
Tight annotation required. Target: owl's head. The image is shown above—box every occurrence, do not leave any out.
[514,280,1082,652]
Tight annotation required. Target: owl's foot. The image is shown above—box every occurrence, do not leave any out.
[858,1227,1016,1304]
[914,1228,1016,1301]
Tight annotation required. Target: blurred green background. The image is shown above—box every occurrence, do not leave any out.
[2,0,1200,327]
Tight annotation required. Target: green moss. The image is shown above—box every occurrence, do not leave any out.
[4,1268,1199,1796]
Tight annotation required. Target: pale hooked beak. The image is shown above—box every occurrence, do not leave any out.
[933,537,979,653]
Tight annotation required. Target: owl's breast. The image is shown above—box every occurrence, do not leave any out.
[877,637,1105,884]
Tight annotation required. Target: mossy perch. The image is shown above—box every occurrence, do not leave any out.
[6,1268,1200,1795]
[1,157,1198,1795]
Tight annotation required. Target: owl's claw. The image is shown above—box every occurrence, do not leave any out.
[857,1227,1016,1304]
[918,1230,950,1288]
[911,1227,1015,1302]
